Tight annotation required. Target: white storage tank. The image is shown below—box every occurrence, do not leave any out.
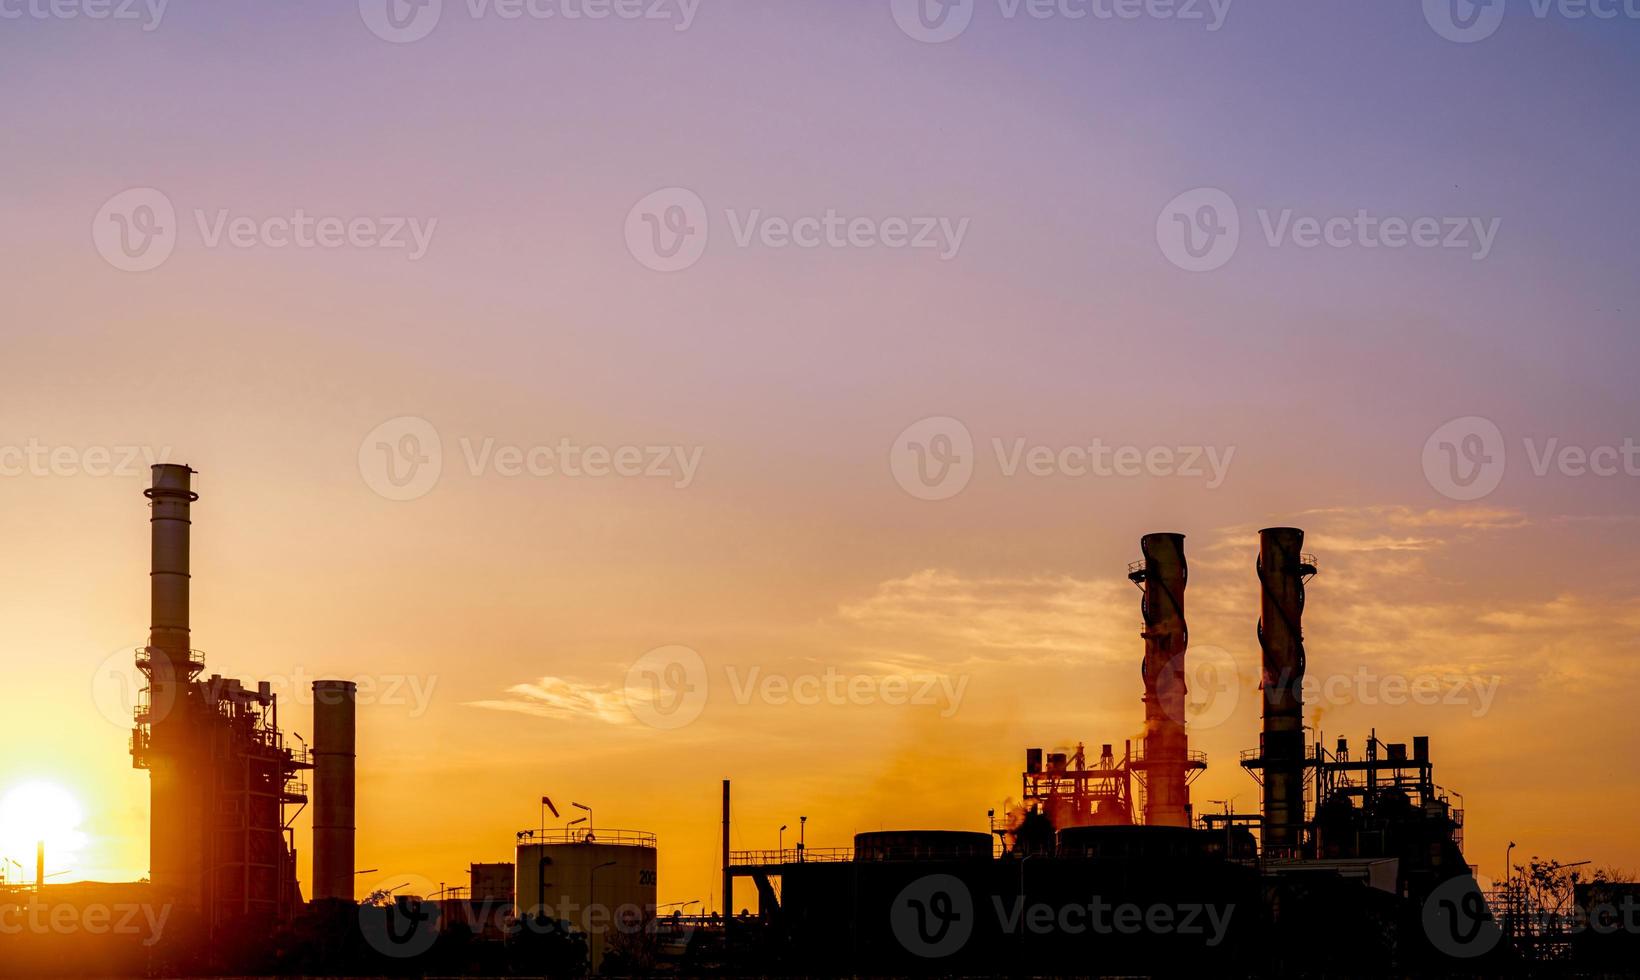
[516,829,657,972]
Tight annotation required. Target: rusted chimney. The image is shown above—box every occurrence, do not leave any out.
[312,680,357,902]
[1257,527,1314,855]
[1136,533,1192,827]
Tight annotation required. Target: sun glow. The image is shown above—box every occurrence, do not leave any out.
[0,781,88,882]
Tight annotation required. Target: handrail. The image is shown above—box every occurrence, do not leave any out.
[728,847,853,865]
[517,828,656,847]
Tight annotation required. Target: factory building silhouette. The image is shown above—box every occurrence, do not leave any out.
[2,464,1633,975]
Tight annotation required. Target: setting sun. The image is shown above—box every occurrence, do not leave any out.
[0,781,88,883]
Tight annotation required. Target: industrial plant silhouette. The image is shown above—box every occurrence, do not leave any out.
[1,464,1633,976]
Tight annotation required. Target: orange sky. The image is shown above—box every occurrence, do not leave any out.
[4,0,1640,910]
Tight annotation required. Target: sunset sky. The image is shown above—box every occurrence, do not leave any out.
[2,0,1639,907]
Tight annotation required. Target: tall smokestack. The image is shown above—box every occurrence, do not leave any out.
[1137,533,1191,827]
[146,464,198,675]
[312,680,357,902]
[1257,527,1313,855]
[139,464,206,908]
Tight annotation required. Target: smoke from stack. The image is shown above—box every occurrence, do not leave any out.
[312,680,357,902]
[1257,527,1311,854]
[1138,532,1191,828]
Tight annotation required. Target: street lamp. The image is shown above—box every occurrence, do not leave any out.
[573,802,593,839]
[779,825,788,855]
[799,816,807,863]
[567,816,587,839]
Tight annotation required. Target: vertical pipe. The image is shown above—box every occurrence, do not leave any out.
[1258,527,1309,855]
[140,464,205,910]
[721,780,732,936]
[1139,533,1190,827]
[312,680,358,902]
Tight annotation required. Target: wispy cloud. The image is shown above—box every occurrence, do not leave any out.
[467,676,633,725]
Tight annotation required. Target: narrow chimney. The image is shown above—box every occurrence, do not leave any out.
[312,680,357,902]
[139,464,206,908]
[1258,527,1312,855]
[146,464,198,677]
[1138,533,1191,827]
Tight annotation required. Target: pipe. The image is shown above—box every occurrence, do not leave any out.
[312,680,357,902]
[721,780,732,935]
[1258,527,1309,854]
[1139,533,1191,827]
[140,464,205,909]
[145,464,198,674]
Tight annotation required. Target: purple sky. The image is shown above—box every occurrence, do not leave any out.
[3,0,1639,896]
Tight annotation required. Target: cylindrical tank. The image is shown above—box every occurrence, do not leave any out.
[516,833,657,972]
[853,831,994,862]
[312,680,357,902]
